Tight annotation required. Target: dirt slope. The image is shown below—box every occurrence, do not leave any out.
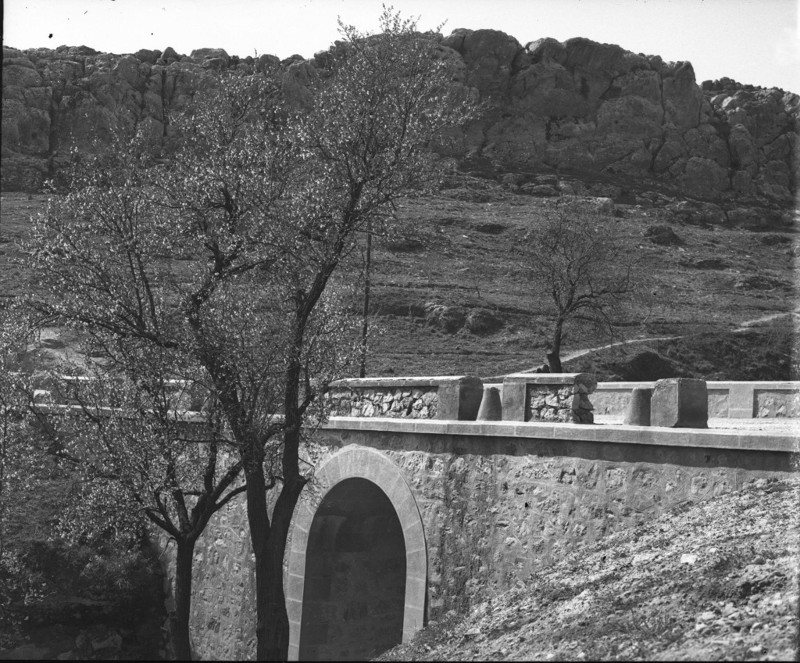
[379,477,800,661]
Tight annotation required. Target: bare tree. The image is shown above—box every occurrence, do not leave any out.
[520,207,642,373]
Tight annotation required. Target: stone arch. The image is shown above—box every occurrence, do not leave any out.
[285,446,427,661]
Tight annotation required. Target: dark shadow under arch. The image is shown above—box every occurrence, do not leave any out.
[299,478,406,660]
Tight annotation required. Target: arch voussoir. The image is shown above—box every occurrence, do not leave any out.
[285,445,427,661]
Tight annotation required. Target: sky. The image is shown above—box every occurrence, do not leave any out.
[4,0,799,92]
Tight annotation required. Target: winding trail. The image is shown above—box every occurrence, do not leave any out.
[520,309,799,374]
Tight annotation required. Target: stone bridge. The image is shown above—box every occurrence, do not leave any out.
[151,374,799,660]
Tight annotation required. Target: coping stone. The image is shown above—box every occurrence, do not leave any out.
[330,375,470,389]
[321,416,799,453]
[504,372,598,387]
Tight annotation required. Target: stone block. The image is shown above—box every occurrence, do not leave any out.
[437,376,484,420]
[650,378,708,428]
[405,548,427,579]
[501,378,528,421]
[624,387,652,425]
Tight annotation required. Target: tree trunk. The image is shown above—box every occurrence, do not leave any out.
[173,538,196,660]
[547,318,564,373]
[244,457,273,661]
[259,476,306,660]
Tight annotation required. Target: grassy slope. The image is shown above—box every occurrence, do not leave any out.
[358,176,797,379]
[1,178,797,378]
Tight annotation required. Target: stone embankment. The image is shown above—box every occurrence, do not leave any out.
[3,33,797,223]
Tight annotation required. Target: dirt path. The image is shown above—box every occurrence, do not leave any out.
[521,309,799,374]
[733,309,798,332]
[560,335,680,363]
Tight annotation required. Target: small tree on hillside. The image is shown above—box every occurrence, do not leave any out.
[28,9,475,660]
[520,207,643,373]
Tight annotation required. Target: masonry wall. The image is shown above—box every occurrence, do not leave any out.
[312,424,796,623]
[162,422,797,660]
[155,499,258,660]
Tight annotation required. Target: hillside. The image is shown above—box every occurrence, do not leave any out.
[2,170,796,382]
[378,477,800,661]
[357,172,796,380]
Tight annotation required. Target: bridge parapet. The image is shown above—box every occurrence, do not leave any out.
[29,375,209,413]
[326,375,484,420]
[501,373,598,423]
[592,381,800,419]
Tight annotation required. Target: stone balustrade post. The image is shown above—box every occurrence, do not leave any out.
[501,373,598,423]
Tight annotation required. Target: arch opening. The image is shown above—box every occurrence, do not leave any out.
[299,478,406,661]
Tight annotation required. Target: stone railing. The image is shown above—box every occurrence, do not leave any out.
[30,375,210,417]
[592,380,800,418]
[500,373,598,423]
[325,376,484,421]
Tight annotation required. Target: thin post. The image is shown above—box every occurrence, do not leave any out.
[359,221,372,378]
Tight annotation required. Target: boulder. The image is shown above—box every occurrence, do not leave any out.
[189,48,230,66]
[465,308,504,335]
[256,53,280,73]
[443,29,519,97]
[134,48,161,65]
[158,46,181,64]
[644,225,682,246]
[424,303,466,333]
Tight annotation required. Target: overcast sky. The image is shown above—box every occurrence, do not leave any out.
[4,0,799,92]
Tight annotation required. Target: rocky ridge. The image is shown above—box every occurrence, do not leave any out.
[2,32,798,221]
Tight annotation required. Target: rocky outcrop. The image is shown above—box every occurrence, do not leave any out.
[442,31,797,209]
[2,34,797,213]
